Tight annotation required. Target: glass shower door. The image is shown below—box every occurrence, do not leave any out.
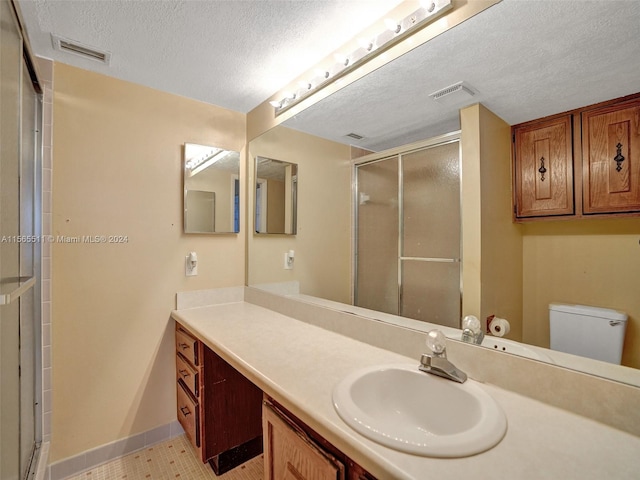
[355,157,399,314]
[355,138,461,327]
[1,1,41,478]
[400,141,461,327]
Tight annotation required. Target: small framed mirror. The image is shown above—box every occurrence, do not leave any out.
[183,143,240,234]
[255,156,298,235]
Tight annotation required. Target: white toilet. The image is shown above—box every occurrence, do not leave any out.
[549,303,628,364]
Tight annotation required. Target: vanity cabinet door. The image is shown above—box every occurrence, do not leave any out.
[513,114,574,218]
[582,98,640,214]
[263,403,345,480]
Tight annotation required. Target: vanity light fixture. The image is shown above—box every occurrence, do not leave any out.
[271,0,452,116]
[187,147,232,177]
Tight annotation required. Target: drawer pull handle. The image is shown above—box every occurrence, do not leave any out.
[179,343,190,351]
[180,406,191,417]
[178,369,190,378]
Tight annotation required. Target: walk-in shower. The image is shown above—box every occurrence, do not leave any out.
[355,134,461,328]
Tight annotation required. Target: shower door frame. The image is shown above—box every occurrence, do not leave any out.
[353,131,463,326]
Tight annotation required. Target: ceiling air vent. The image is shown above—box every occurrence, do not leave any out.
[51,34,111,65]
[429,81,475,106]
[346,133,364,140]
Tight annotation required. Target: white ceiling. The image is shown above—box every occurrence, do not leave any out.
[17,0,404,113]
[17,0,640,152]
[283,0,640,151]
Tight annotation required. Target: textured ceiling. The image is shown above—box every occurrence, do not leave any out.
[283,0,640,151]
[17,0,403,113]
[18,0,640,152]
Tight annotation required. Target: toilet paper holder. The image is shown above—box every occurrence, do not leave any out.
[487,315,510,337]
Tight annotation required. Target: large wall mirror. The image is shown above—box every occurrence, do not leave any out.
[254,157,298,235]
[184,143,240,234]
[248,0,640,387]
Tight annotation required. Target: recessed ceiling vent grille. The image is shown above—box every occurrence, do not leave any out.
[429,81,475,105]
[51,34,111,65]
[346,133,364,140]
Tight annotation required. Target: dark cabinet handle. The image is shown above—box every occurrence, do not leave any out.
[538,156,547,181]
[614,142,625,172]
[178,369,190,378]
[179,343,190,351]
[180,406,191,417]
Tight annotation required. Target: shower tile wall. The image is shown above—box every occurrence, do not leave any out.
[37,56,53,445]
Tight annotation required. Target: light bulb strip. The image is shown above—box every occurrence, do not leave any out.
[271,0,452,117]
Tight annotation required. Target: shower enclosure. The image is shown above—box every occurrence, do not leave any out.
[355,135,461,328]
[1,1,43,479]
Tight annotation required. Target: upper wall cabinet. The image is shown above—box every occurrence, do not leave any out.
[582,99,640,214]
[512,93,640,221]
[513,115,574,218]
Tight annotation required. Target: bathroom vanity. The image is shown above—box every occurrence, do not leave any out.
[171,297,640,480]
[175,323,262,474]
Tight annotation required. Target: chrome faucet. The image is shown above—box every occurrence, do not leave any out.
[460,315,484,345]
[419,330,467,383]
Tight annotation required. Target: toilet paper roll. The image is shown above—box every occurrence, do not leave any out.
[489,317,510,337]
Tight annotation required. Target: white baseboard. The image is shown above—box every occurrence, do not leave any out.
[48,421,184,480]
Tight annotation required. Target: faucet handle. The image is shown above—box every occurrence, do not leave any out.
[462,315,481,333]
[426,329,447,357]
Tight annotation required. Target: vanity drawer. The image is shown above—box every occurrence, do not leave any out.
[176,353,199,398]
[176,327,199,366]
[177,380,200,449]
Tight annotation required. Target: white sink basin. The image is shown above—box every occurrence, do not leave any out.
[332,364,507,457]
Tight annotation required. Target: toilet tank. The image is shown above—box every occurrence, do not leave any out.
[549,303,627,364]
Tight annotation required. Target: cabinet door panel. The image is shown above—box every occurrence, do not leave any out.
[582,100,640,213]
[514,115,574,217]
[264,404,344,480]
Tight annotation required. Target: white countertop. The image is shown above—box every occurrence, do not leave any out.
[171,301,640,480]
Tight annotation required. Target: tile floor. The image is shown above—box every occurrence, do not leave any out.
[65,435,263,480]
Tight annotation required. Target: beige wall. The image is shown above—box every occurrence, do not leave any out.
[461,104,524,340]
[522,219,640,369]
[51,63,246,461]
[248,126,352,304]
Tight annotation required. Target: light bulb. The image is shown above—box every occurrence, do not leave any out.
[384,18,401,34]
[334,53,349,66]
[358,37,374,51]
[420,0,436,13]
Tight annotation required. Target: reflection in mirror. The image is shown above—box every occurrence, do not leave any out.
[183,143,240,234]
[248,0,640,387]
[254,157,297,235]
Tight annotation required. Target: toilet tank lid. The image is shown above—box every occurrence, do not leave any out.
[549,303,627,322]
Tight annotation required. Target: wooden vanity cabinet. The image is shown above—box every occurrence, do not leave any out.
[263,399,377,480]
[581,98,640,214]
[175,323,263,475]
